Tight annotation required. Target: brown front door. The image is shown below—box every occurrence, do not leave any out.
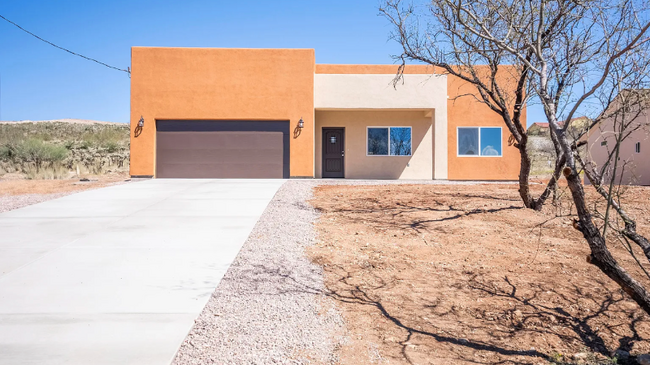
[322,128,345,178]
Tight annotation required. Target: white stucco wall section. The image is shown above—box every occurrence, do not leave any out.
[315,74,446,109]
[314,74,448,179]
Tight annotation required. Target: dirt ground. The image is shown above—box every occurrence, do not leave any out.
[308,183,650,365]
[0,173,129,196]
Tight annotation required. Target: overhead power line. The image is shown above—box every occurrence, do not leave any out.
[0,14,130,75]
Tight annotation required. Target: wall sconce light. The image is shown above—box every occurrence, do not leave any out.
[298,117,304,129]
[134,116,145,138]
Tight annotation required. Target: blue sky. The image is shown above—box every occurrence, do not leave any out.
[0,0,543,125]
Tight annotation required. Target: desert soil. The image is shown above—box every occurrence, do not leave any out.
[308,183,650,364]
[0,173,129,212]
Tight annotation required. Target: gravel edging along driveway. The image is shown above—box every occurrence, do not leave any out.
[172,180,345,365]
[172,179,510,364]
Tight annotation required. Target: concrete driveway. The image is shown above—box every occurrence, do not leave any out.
[0,179,285,365]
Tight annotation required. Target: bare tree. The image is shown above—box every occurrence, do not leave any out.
[382,0,650,314]
[381,0,648,211]
[380,0,569,210]
[577,86,650,281]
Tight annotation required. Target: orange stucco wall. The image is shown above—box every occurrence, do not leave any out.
[316,64,523,180]
[130,47,315,177]
[446,69,523,180]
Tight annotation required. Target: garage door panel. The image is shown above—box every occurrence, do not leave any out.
[156,132,283,150]
[157,148,284,165]
[155,121,289,179]
[157,163,284,178]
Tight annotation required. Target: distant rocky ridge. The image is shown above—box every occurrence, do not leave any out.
[0,119,125,125]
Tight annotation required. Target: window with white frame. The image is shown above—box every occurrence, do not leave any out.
[367,127,412,156]
[636,142,641,153]
[457,127,502,156]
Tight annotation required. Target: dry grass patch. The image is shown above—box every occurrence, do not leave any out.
[308,184,650,365]
[0,173,128,196]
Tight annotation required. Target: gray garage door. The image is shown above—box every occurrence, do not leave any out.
[156,121,290,178]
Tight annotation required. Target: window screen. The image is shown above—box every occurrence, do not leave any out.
[458,127,502,156]
[480,128,502,156]
[368,127,412,156]
[389,127,412,156]
[367,128,389,155]
[458,128,480,155]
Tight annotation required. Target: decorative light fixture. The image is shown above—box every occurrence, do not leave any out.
[298,117,304,129]
[137,116,145,127]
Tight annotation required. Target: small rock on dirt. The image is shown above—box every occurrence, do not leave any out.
[637,354,650,365]
[615,349,630,359]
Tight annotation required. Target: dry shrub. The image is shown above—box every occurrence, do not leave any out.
[24,164,70,180]
[0,122,129,180]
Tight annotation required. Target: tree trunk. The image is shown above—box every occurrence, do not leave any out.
[517,137,536,209]
[517,134,563,211]
[541,109,650,313]
[579,160,650,262]
[563,166,650,314]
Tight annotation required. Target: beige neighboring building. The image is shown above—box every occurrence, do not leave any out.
[586,93,650,185]
[527,122,551,136]
[528,117,590,136]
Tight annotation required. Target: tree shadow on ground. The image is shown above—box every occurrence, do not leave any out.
[317,197,524,236]
[320,270,552,365]
[236,261,646,365]
[304,186,648,364]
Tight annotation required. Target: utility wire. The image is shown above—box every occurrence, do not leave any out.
[0,14,130,75]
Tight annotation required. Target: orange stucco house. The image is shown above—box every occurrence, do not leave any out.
[130,47,522,180]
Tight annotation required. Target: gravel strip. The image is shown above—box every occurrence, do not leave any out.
[172,180,345,365]
[171,178,518,364]
[0,192,71,213]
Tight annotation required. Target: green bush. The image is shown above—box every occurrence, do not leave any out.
[15,139,68,170]
[80,126,127,150]
[80,139,93,149]
[104,140,120,153]
[0,143,16,159]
